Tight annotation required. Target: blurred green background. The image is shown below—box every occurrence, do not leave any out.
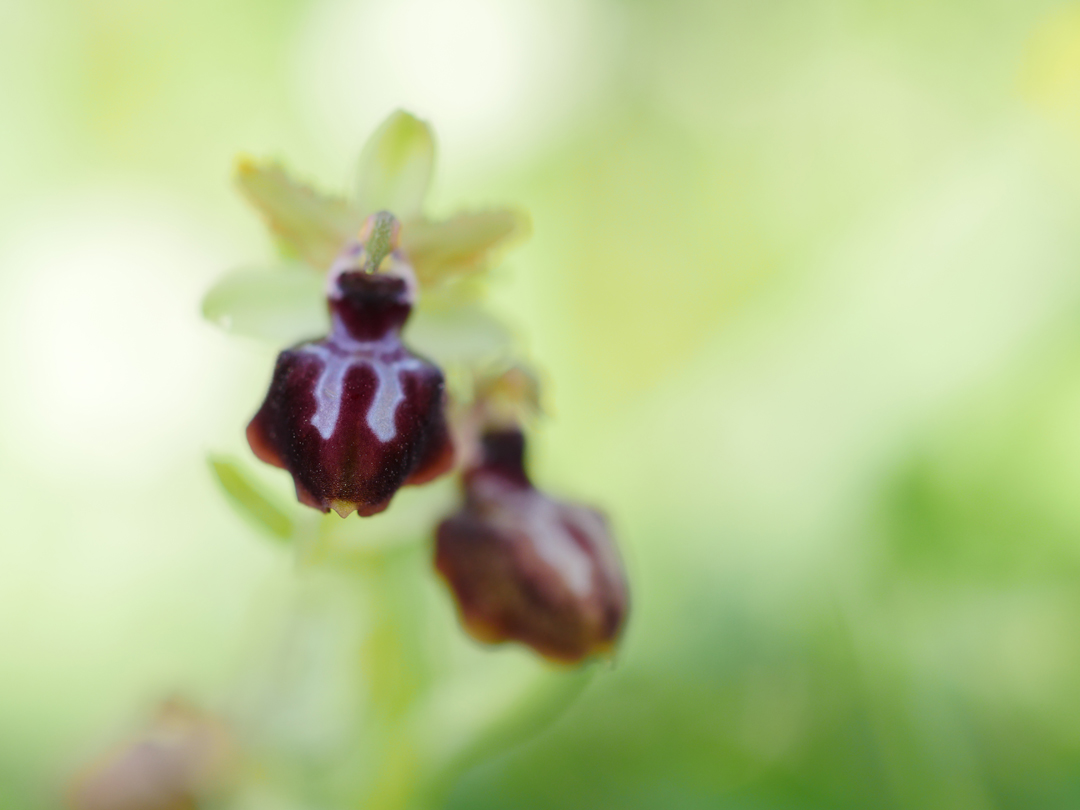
[5,0,1080,807]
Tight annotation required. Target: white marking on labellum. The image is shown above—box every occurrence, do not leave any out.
[367,360,406,442]
[302,341,426,442]
[526,497,594,598]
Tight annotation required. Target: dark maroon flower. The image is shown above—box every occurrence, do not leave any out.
[435,429,628,663]
[247,216,453,517]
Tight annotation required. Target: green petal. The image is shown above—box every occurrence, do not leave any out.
[235,157,360,269]
[403,209,531,288]
[201,266,328,344]
[355,110,435,220]
[406,303,514,366]
[209,455,294,541]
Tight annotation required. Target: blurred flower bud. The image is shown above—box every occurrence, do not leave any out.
[472,364,541,426]
[68,700,234,810]
[436,428,628,663]
[247,212,454,517]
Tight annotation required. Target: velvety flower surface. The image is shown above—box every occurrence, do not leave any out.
[435,429,628,663]
[248,230,453,517]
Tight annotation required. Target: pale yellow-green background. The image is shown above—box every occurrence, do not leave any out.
[4,0,1080,807]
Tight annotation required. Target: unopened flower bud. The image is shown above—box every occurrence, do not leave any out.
[68,701,234,810]
[435,429,628,663]
[247,214,454,517]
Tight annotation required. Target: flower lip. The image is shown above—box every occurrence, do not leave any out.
[247,328,452,517]
[329,270,412,341]
[436,425,628,663]
[246,214,454,518]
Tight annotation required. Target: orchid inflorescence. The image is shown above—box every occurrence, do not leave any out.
[209,110,628,665]
[67,111,628,810]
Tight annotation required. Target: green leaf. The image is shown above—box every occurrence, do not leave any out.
[209,455,294,541]
[235,157,360,269]
[355,110,435,220]
[403,209,531,288]
[406,303,514,366]
[201,266,328,344]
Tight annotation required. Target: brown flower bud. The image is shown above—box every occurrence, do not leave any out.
[435,429,628,663]
[67,701,234,810]
[247,215,454,517]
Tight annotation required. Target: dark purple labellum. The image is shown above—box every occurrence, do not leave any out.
[248,270,453,517]
[435,429,628,663]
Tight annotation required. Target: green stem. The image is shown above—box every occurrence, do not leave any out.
[343,543,599,810]
[352,544,431,810]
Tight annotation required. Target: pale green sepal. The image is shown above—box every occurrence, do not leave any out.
[406,303,514,366]
[403,209,531,287]
[201,267,329,345]
[355,110,435,220]
[235,157,360,269]
[209,455,295,541]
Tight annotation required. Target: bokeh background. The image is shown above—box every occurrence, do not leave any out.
[5,0,1080,807]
